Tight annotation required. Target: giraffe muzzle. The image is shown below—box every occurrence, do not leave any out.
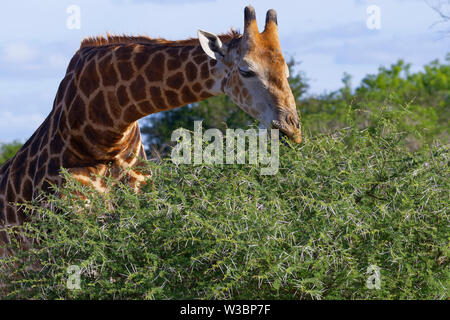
[271,117,302,144]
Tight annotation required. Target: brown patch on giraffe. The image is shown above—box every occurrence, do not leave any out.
[191,46,204,56]
[232,85,240,97]
[88,91,114,127]
[37,151,49,173]
[149,86,167,110]
[166,47,180,58]
[199,91,214,99]
[138,100,156,114]
[146,52,165,82]
[29,135,42,156]
[181,85,197,104]
[50,132,65,154]
[105,91,122,119]
[69,135,90,159]
[167,58,182,71]
[130,75,147,101]
[115,45,133,61]
[38,130,49,151]
[105,141,128,157]
[12,149,27,172]
[62,148,83,168]
[200,62,209,79]
[166,72,184,90]
[185,62,198,82]
[11,153,27,187]
[47,156,61,177]
[27,158,37,178]
[64,79,77,109]
[35,166,47,187]
[98,53,119,87]
[17,210,26,224]
[165,90,181,106]
[68,96,86,130]
[127,176,138,186]
[84,125,124,152]
[193,54,207,65]
[6,206,16,225]
[83,126,102,147]
[6,182,15,203]
[79,58,100,97]
[51,108,62,137]
[12,170,23,196]
[81,47,98,62]
[0,172,7,195]
[58,110,67,132]
[123,105,145,123]
[180,46,192,60]
[117,85,130,106]
[192,82,202,92]
[134,51,150,70]
[123,134,140,163]
[117,61,134,81]
[0,229,9,244]
[209,59,218,67]
[41,180,52,195]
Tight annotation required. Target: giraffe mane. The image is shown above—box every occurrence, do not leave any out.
[80,29,242,48]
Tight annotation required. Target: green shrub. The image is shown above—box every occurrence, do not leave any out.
[0,141,23,166]
[1,104,448,299]
[301,58,449,149]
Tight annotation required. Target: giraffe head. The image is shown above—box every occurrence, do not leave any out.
[198,6,301,143]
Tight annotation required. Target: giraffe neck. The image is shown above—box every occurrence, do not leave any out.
[0,37,239,257]
[0,38,234,253]
[131,42,226,114]
[65,41,227,162]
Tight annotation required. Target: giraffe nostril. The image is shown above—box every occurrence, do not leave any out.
[286,114,297,127]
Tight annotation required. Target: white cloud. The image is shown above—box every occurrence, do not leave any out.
[49,53,70,69]
[2,42,37,63]
[0,111,44,143]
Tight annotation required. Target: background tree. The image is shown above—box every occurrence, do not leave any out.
[427,0,450,36]
[0,141,23,166]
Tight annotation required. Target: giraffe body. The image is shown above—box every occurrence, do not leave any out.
[0,6,301,257]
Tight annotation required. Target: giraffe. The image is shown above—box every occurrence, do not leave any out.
[0,6,301,257]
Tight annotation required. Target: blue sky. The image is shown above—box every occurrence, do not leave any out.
[0,0,448,143]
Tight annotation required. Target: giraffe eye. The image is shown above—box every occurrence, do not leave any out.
[238,68,256,78]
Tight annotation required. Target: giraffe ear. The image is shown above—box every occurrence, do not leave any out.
[198,30,227,61]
